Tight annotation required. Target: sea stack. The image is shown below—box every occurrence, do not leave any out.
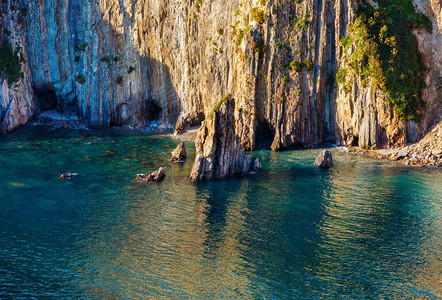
[171,143,187,162]
[190,96,261,182]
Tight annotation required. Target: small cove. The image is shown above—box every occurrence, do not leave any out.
[0,125,441,298]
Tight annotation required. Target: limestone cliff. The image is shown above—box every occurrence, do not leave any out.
[0,1,36,133]
[0,0,440,152]
[413,0,442,136]
[190,96,261,182]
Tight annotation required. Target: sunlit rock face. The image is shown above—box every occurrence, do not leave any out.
[412,0,442,136]
[190,97,262,182]
[1,0,441,150]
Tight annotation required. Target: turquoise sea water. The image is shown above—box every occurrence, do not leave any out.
[0,125,441,299]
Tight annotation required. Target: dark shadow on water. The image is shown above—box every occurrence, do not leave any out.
[194,180,243,250]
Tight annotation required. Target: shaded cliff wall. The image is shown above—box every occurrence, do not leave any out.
[25,0,179,129]
[0,0,440,150]
[0,0,36,133]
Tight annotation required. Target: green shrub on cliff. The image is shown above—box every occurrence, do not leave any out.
[236,24,252,46]
[208,94,232,120]
[195,0,202,12]
[252,38,267,53]
[75,75,86,85]
[285,59,314,72]
[0,40,24,87]
[337,0,432,121]
[74,43,88,52]
[251,7,267,25]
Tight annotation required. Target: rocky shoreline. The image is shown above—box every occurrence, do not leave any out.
[347,121,442,168]
[348,147,442,168]
[27,111,442,174]
[172,120,442,171]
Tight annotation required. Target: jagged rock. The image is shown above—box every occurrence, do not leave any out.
[171,143,187,162]
[190,97,261,182]
[136,167,166,183]
[60,173,78,179]
[314,150,333,168]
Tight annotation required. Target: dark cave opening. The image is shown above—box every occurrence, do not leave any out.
[34,87,57,111]
[255,118,274,149]
[33,86,79,123]
[146,98,162,122]
[191,112,205,127]
[352,136,359,147]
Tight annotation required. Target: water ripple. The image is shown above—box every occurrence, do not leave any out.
[0,126,441,298]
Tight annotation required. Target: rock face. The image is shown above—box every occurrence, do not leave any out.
[171,143,187,162]
[136,167,166,182]
[0,2,37,133]
[412,0,442,137]
[0,0,441,152]
[367,120,442,167]
[190,97,261,182]
[314,150,333,168]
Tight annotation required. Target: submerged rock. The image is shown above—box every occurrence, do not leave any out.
[253,158,263,172]
[314,150,333,168]
[136,167,166,183]
[190,97,261,182]
[171,143,187,162]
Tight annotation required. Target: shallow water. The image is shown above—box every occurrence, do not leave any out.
[0,125,441,299]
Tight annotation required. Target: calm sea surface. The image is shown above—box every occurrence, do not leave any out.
[0,125,441,299]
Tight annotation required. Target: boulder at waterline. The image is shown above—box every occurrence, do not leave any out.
[314,150,333,168]
[171,143,187,162]
[136,167,166,182]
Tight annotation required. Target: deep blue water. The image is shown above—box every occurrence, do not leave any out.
[0,125,441,299]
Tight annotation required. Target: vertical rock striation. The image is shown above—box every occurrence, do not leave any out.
[0,0,440,155]
[412,0,442,136]
[190,97,261,182]
[0,0,36,133]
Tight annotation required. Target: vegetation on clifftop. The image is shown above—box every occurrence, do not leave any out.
[337,0,432,121]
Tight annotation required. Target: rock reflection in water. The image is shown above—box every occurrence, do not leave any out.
[0,126,440,298]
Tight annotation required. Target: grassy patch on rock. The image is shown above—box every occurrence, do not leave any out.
[337,0,432,121]
[0,40,24,87]
[208,94,232,120]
